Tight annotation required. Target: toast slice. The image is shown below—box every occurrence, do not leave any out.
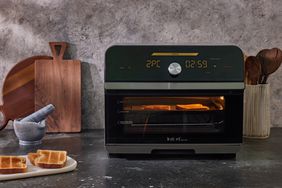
[0,156,27,174]
[176,104,210,111]
[27,153,40,166]
[28,150,67,169]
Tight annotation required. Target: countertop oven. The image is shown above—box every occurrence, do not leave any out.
[105,45,244,155]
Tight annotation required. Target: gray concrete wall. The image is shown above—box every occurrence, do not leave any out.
[0,0,281,129]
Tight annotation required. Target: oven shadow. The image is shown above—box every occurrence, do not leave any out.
[108,153,237,160]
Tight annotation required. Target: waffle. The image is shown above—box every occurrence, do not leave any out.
[28,150,67,169]
[0,156,27,174]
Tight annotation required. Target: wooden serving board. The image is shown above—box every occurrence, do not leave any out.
[35,42,81,132]
[0,56,52,131]
[0,156,77,181]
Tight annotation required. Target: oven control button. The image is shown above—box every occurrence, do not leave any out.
[168,62,182,76]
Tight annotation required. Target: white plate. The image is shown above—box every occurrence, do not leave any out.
[0,156,77,181]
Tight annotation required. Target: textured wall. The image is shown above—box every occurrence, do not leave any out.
[0,0,281,129]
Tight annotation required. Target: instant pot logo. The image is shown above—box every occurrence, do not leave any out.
[166,137,188,142]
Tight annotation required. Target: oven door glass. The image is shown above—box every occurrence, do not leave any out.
[105,90,243,144]
[120,96,225,134]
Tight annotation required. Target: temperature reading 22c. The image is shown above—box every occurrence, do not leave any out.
[185,60,208,69]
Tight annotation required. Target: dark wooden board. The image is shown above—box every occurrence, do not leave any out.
[35,42,81,132]
[0,56,52,130]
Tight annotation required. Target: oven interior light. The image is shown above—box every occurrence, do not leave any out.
[122,96,225,111]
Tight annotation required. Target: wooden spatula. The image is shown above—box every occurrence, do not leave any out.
[245,56,261,85]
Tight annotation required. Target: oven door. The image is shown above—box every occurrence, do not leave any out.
[105,90,243,144]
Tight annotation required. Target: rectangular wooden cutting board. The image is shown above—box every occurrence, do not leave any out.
[35,42,81,132]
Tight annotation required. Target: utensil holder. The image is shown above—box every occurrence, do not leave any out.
[243,84,271,138]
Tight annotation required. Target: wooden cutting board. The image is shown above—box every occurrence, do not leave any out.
[35,42,81,132]
[0,56,52,131]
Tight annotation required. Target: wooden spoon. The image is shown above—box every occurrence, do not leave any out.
[256,48,282,84]
[245,56,262,85]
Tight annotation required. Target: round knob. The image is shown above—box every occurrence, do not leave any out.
[168,62,182,76]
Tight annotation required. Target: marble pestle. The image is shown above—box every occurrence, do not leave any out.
[21,104,55,123]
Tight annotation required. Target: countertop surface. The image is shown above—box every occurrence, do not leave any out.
[1,128,282,188]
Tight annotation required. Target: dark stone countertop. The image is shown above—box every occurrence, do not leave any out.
[1,128,282,188]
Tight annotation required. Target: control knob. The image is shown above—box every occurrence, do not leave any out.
[168,62,182,76]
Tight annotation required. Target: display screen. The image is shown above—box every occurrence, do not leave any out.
[146,52,208,69]
[146,59,209,69]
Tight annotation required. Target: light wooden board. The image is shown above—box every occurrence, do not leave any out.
[0,156,77,181]
[35,42,81,132]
